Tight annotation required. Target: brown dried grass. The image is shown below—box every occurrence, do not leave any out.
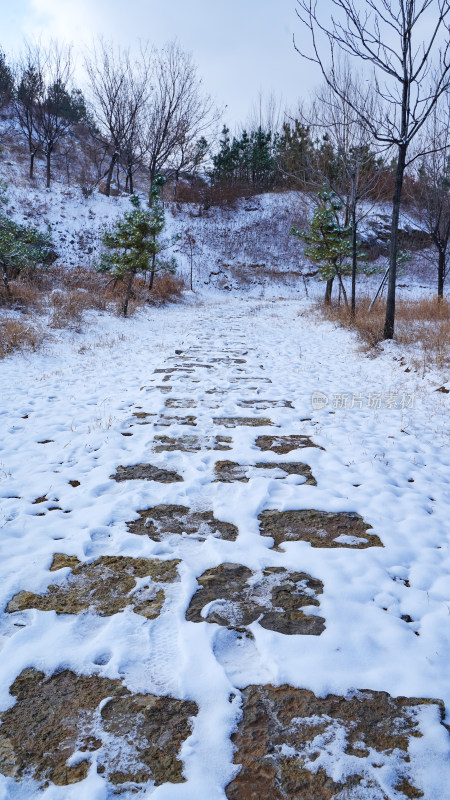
[322,295,450,368]
[49,289,98,328]
[97,273,185,316]
[1,265,185,346]
[174,180,261,208]
[0,280,44,312]
[0,318,43,358]
[150,274,185,304]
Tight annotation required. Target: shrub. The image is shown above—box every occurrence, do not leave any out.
[97,177,179,315]
[0,318,43,358]
[0,188,55,293]
[150,274,185,304]
[322,295,450,367]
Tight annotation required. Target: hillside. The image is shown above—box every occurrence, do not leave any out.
[0,106,439,299]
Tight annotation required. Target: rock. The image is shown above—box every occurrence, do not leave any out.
[128,505,238,542]
[186,563,325,635]
[213,417,273,428]
[156,415,197,427]
[165,398,197,408]
[0,669,197,789]
[110,464,183,483]
[153,434,233,452]
[99,182,119,197]
[6,555,180,618]
[226,685,444,799]
[214,461,316,484]
[255,434,324,453]
[238,399,293,409]
[258,509,382,549]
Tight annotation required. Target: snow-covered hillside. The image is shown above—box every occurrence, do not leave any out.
[0,128,437,300]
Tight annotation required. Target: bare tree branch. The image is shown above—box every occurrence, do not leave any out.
[294,0,450,336]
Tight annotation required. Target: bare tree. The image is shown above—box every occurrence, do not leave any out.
[15,42,85,188]
[247,90,285,135]
[142,42,217,191]
[85,41,151,196]
[180,228,201,290]
[33,42,81,188]
[409,104,450,298]
[308,70,385,313]
[295,0,450,338]
[120,113,146,195]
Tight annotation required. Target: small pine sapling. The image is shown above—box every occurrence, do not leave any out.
[97,176,179,315]
[292,188,358,304]
[0,187,54,295]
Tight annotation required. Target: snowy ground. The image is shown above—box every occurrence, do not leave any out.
[0,297,449,799]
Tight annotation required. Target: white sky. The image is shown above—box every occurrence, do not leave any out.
[2,1,445,132]
[0,0,326,128]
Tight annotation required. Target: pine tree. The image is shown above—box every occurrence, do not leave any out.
[211,125,277,189]
[0,188,54,295]
[237,130,251,183]
[250,126,275,189]
[0,50,13,107]
[211,126,234,183]
[291,188,355,304]
[97,176,178,315]
[276,120,314,187]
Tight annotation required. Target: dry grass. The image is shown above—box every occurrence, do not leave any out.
[1,267,185,330]
[0,267,185,354]
[322,295,450,369]
[49,289,98,328]
[173,180,262,208]
[0,318,43,358]
[150,274,185,304]
[0,280,44,312]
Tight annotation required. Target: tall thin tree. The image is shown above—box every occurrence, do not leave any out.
[142,42,217,190]
[33,42,81,188]
[410,103,450,298]
[295,0,450,338]
[13,48,44,180]
[85,41,151,196]
[307,70,384,314]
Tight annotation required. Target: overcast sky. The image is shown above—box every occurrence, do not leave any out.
[1,0,327,127]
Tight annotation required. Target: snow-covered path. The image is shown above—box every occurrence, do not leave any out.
[0,298,449,799]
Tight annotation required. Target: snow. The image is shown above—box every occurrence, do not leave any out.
[0,293,449,798]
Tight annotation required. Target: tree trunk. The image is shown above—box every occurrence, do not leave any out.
[337,271,348,307]
[324,277,333,304]
[2,265,11,296]
[116,160,121,192]
[128,169,133,195]
[351,203,357,317]
[46,149,52,189]
[149,162,157,195]
[29,151,35,181]
[384,142,407,339]
[123,272,134,316]
[438,248,446,300]
[173,171,180,201]
[105,152,117,197]
[149,252,156,290]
